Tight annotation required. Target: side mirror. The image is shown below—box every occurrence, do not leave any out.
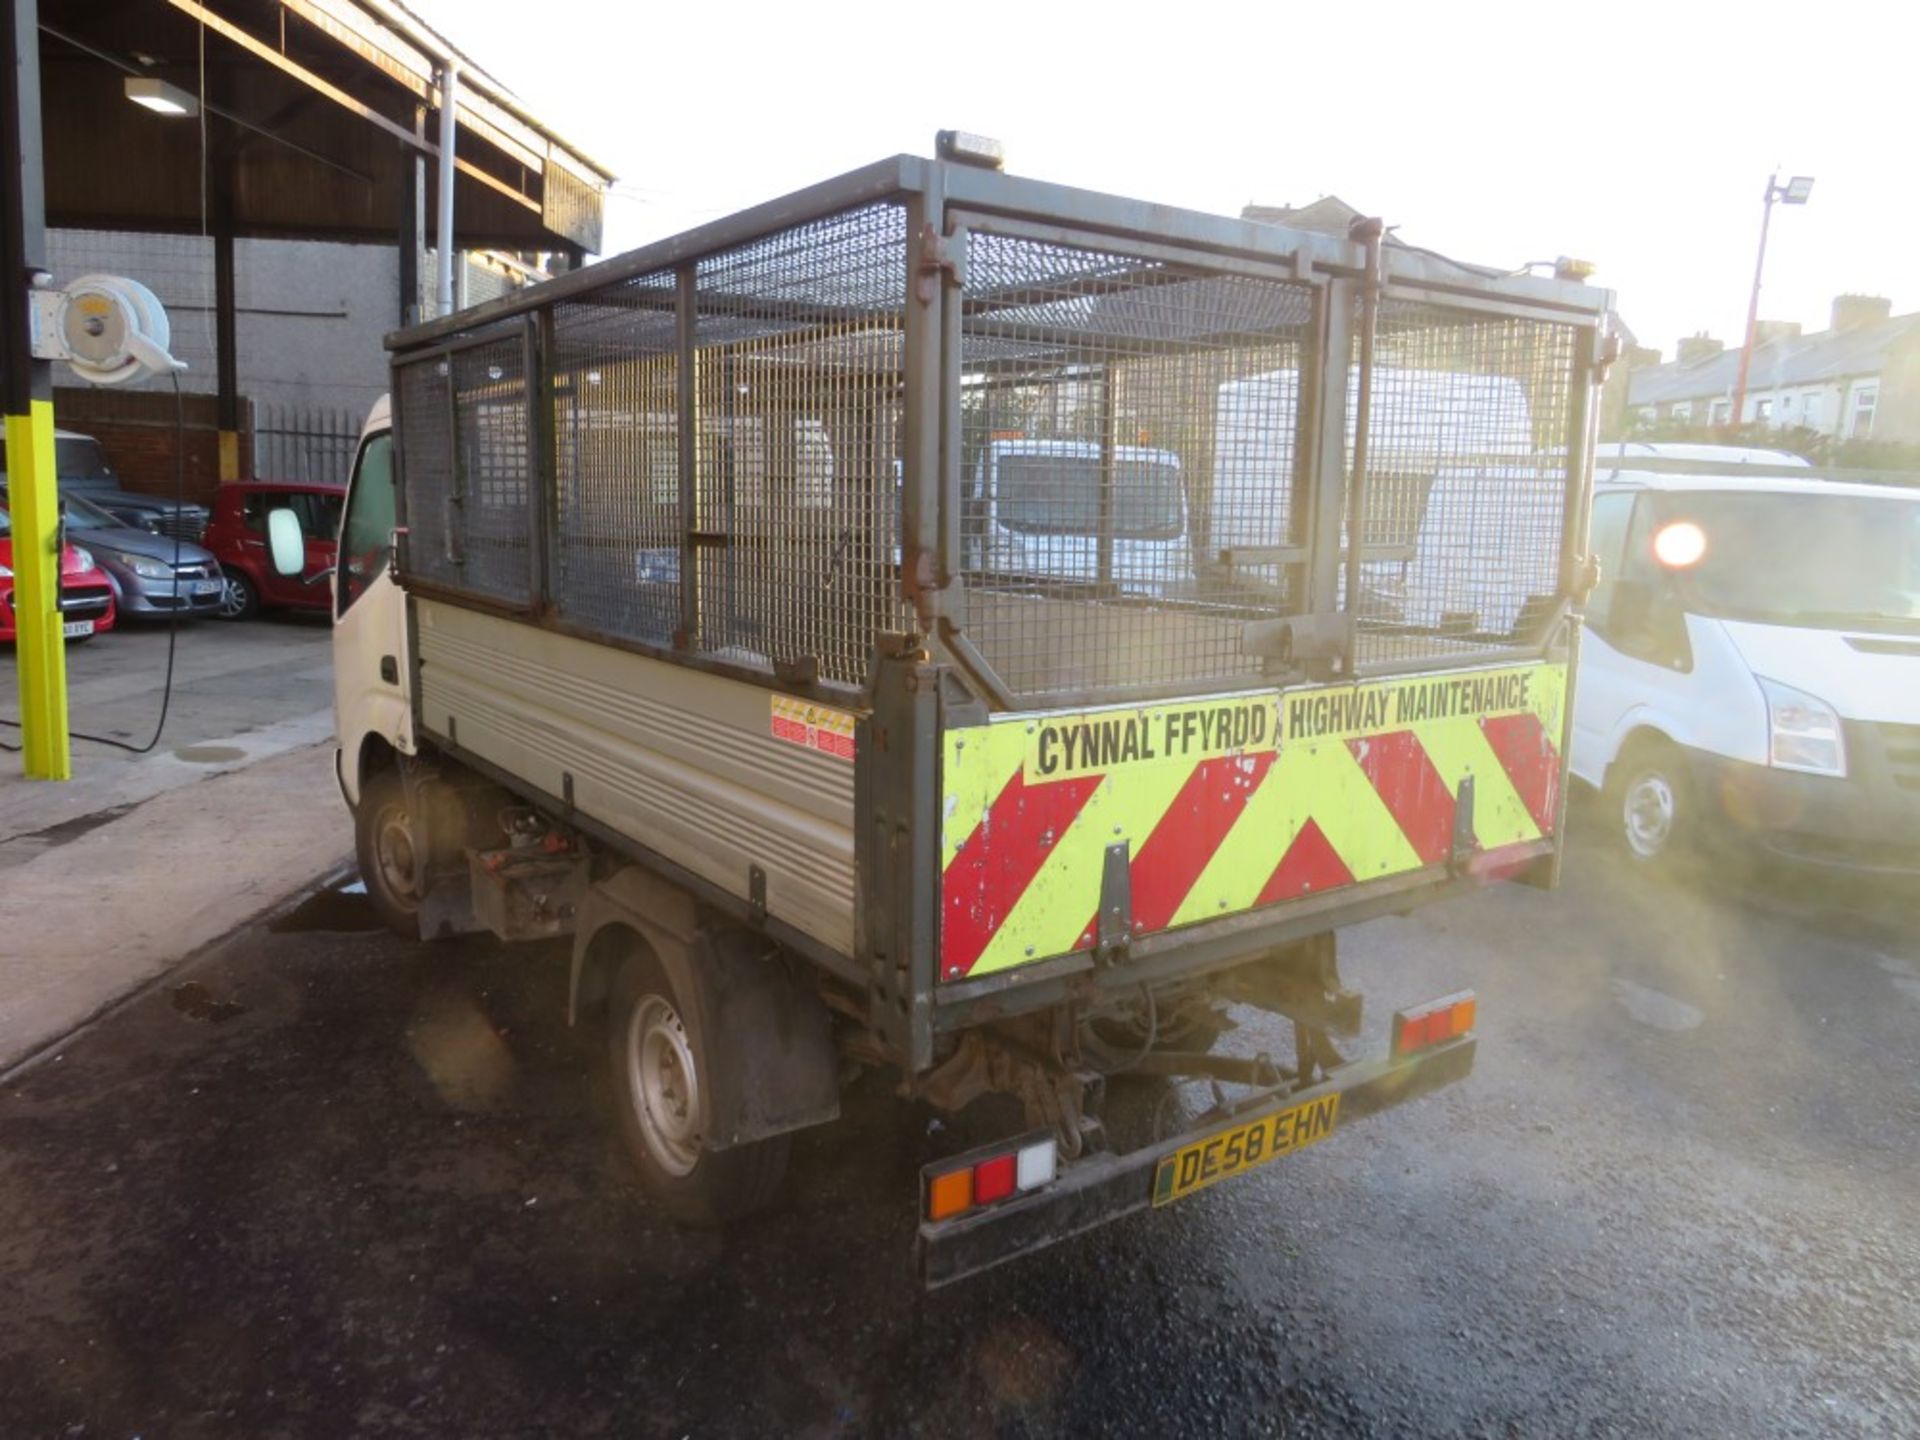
[266,507,305,577]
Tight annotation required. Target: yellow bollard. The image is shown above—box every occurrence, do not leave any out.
[6,398,70,779]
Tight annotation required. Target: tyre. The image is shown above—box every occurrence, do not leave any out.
[354,767,422,937]
[606,947,789,1225]
[217,571,260,621]
[1609,738,1694,866]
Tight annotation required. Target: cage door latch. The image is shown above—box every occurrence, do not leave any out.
[915,223,964,305]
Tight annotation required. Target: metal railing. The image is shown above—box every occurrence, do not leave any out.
[250,401,361,486]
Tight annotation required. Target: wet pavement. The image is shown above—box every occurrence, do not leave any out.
[1,828,1916,1438]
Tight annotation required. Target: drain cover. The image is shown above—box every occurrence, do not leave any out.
[172,745,247,764]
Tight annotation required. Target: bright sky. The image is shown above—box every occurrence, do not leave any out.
[410,0,1914,362]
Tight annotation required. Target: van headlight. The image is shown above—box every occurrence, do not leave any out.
[1757,677,1847,778]
[73,549,95,572]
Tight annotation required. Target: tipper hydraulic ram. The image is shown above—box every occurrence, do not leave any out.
[320,145,1613,1285]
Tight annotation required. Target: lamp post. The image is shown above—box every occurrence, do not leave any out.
[1730,173,1814,427]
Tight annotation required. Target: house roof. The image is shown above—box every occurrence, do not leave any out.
[1241,196,1366,235]
[1629,312,1920,406]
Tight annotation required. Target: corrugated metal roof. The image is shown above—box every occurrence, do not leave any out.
[1629,313,1920,405]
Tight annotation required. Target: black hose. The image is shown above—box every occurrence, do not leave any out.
[2,373,186,754]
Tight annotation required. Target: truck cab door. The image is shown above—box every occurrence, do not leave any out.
[332,425,414,805]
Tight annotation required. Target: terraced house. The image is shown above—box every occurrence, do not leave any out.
[1628,295,1920,443]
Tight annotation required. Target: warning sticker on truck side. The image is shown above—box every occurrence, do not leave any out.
[771,695,855,761]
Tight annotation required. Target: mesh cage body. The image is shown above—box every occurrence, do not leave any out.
[1351,302,1579,668]
[550,272,681,645]
[386,173,1598,709]
[396,330,533,607]
[691,203,910,684]
[956,228,1317,704]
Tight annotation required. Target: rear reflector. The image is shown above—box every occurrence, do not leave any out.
[928,1167,973,1221]
[974,1154,1017,1206]
[1391,991,1476,1061]
[925,1134,1060,1223]
[1015,1138,1055,1192]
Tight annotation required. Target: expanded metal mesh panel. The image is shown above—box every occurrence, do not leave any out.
[691,203,910,685]
[395,355,455,587]
[1352,302,1578,667]
[394,329,532,607]
[550,272,682,644]
[451,338,533,606]
[957,229,1317,702]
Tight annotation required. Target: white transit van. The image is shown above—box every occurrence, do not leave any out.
[1570,444,1920,873]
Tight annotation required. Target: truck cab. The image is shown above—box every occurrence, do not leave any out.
[325,399,415,835]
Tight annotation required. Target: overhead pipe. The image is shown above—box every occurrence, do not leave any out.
[356,0,616,180]
[435,59,457,318]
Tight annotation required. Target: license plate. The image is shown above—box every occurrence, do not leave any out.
[62,619,94,638]
[1151,1092,1341,1207]
[193,580,224,595]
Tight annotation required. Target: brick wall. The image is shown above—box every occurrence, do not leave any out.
[50,387,250,507]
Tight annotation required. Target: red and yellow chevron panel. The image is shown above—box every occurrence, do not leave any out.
[939,661,1567,981]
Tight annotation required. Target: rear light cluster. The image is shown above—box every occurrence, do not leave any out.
[1391,991,1477,1060]
[925,1135,1057,1222]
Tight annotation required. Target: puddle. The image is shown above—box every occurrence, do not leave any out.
[172,744,248,764]
[0,803,135,856]
[270,878,382,933]
[1609,978,1704,1032]
[170,981,246,1024]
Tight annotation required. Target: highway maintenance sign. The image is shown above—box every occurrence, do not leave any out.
[939,662,1566,981]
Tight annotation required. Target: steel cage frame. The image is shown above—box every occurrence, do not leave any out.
[384,153,1612,713]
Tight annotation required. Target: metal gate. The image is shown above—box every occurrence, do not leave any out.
[250,400,361,486]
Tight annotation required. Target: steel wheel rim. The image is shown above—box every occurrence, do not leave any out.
[373,801,419,906]
[1623,770,1676,858]
[219,576,250,617]
[627,995,701,1177]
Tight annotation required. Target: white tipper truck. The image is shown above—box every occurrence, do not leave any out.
[277,148,1613,1285]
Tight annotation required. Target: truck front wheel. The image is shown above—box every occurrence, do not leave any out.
[355,768,422,937]
[607,949,789,1224]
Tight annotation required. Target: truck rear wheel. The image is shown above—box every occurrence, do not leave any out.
[606,948,789,1224]
[355,768,422,938]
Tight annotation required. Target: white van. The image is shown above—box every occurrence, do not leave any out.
[1213,365,1537,621]
[964,438,1188,596]
[1569,445,1920,873]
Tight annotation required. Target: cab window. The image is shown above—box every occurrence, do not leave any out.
[1591,491,1690,669]
[1584,491,1635,633]
[338,433,395,615]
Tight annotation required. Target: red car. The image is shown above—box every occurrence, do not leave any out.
[203,480,345,619]
[0,506,118,643]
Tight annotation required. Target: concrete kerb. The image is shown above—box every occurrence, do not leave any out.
[0,737,356,1077]
[0,853,357,1088]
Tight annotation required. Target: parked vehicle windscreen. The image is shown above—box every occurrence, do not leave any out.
[1662,491,1920,630]
[996,455,1183,540]
[59,495,127,530]
[54,436,116,480]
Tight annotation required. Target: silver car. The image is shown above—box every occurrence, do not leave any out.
[63,493,225,619]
